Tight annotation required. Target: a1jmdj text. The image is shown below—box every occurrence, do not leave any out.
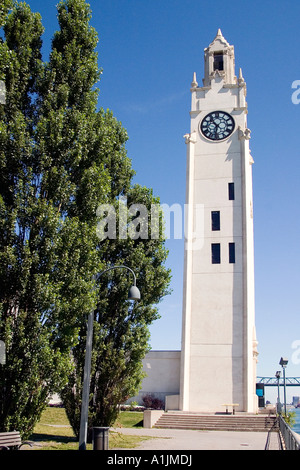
[107,454,192,467]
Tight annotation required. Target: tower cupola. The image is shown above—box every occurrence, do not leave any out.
[203,29,236,86]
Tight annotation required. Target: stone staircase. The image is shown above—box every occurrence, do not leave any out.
[154,412,278,432]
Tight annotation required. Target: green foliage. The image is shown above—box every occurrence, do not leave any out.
[0,0,171,440]
[282,411,296,427]
[0,1,12,29]
[62,184,171,433]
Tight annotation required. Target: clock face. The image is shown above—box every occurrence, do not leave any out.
[200,111,235,141]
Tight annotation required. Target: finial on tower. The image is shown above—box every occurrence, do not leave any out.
[208,28,230,48]
[238,67,245,86]
[191,72,198,89]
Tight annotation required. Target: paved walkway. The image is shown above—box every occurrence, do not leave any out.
[267,431,282,450]
[112,427,282,450]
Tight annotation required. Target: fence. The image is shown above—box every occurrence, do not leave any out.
[278,414,300,450]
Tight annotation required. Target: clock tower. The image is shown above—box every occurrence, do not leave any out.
[180,29,258,413]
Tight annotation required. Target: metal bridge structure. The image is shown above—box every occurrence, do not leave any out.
[257,377,300,387]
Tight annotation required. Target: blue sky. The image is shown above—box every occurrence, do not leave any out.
[20,0,300,401]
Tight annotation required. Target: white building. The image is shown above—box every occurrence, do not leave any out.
[134,30,258,414]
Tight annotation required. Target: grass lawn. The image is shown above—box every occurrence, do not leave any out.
[114,411,144,428]
[28,407,151,450]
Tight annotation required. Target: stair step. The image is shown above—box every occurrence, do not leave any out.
[154,413,277,432]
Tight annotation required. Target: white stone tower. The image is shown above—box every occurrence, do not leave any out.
[180,29,258,413]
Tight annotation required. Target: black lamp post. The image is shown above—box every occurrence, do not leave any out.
[279,357,288,416]
[275,370,281,414]
[78,266,140,450]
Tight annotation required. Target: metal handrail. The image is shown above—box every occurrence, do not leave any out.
[278,415,300,450]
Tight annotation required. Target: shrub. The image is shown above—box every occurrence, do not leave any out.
[142,394,164,410]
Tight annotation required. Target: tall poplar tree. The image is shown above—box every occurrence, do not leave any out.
[0,1,98,438]
[0,0,171,439]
